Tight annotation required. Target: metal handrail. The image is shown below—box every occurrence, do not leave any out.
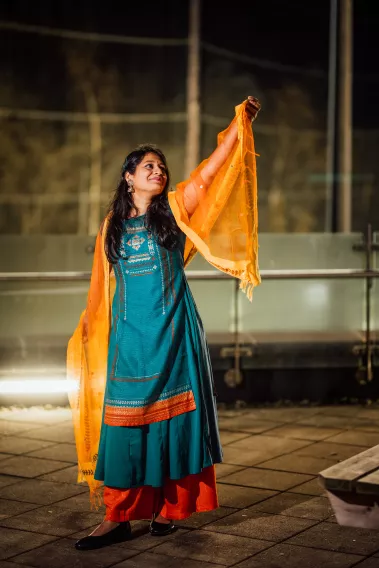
[1,268,379,281]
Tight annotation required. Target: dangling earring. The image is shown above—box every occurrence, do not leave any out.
[127,179,134,193]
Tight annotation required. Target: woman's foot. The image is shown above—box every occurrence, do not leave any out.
[154,514,171,525]
[75,520,131,550]
[89,520,119,536]
[150,513,175,536]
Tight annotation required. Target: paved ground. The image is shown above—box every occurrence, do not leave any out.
[1,404,379,567]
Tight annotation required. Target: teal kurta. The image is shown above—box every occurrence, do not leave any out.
[94,212,222,489]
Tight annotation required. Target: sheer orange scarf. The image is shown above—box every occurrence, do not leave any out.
[67,99,260,505]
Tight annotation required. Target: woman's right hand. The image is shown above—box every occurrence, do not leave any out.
[246,96,261,122]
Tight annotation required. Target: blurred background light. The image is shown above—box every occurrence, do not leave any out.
[0,379,78,394]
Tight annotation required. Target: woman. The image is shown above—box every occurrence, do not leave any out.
[68,96,261,550]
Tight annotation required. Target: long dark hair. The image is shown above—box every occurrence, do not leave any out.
[105,144,180,263]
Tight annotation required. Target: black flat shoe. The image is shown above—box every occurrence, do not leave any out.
[75,521,131,550]
[149,518,175,536]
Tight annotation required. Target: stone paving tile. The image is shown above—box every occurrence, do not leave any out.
[26,444,77,463]
[0,476,23,490]
[0,498,40,520]
[325,431,379,447]
[203,509,317,542]
[287,521,379,555]
[0,528,57,560]
[0,408,72,424]
[345,420,379,433]
[0,504,104,537]
[0,438,55,457]
[294,415,352,429]
[289,477,325,496]
[351,559,379,568]
[235,543,364,568]
[112,552,221,568]
[0,421,42,437]
[354,423,379,433]
[246,492,313,515]
[317,404,373,418]
[0,562,36,568]
[297,415,378,430]
[265,424,344,441]
[57,491,104,513]
[317,406,363,417]
[281,496,332,520]
[222,440,313,467]
[219,467,313,491]
[0,457,72,478]
[244,407,321,423]
[356,408,379,420]
[218,417,282,434]
[248,493,332,520]
[217,408,251,418]
[0,479,87,505]
[229,434,312,454]
[217,483,277,509]
[152,529,271,566]
[292,441,367,461]
[10,537,138,568]
[38,465,79,485]
[221,446,272,467]
[20,425,75,444]
[257,454,338,475]
[219,431,250,445]
[215,463,245,479]
[177,506,238,529]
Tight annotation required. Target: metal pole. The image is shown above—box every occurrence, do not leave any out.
[337,0,353,232]
[85,90,102,236]
[325,0,338,231]
[3,269,379,282]
[184,0,201,178]
[365,225,373,382]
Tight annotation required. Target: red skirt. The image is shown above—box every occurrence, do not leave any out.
[104,465,218,522]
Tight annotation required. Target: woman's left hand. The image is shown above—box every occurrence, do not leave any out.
[246,96,261,122]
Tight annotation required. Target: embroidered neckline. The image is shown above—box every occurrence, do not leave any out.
[124,213,146,222]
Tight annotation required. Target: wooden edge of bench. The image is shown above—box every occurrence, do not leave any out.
[318,444,379,492]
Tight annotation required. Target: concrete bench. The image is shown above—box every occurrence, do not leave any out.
[319,445,379,529]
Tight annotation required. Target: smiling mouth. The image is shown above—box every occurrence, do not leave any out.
[150,178,163,183]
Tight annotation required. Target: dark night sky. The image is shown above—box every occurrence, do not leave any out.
[0,0,378,126]
[1,0,377,70]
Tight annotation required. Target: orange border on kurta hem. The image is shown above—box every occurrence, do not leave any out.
[104,390,196,426]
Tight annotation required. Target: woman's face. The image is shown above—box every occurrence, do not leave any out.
[126,152,168,196]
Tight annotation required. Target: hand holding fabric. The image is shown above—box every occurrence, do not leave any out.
[246,96,261,122]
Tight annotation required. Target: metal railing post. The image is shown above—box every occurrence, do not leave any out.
[353,225,379,384]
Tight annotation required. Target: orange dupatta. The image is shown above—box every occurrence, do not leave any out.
[67,99,260,505]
